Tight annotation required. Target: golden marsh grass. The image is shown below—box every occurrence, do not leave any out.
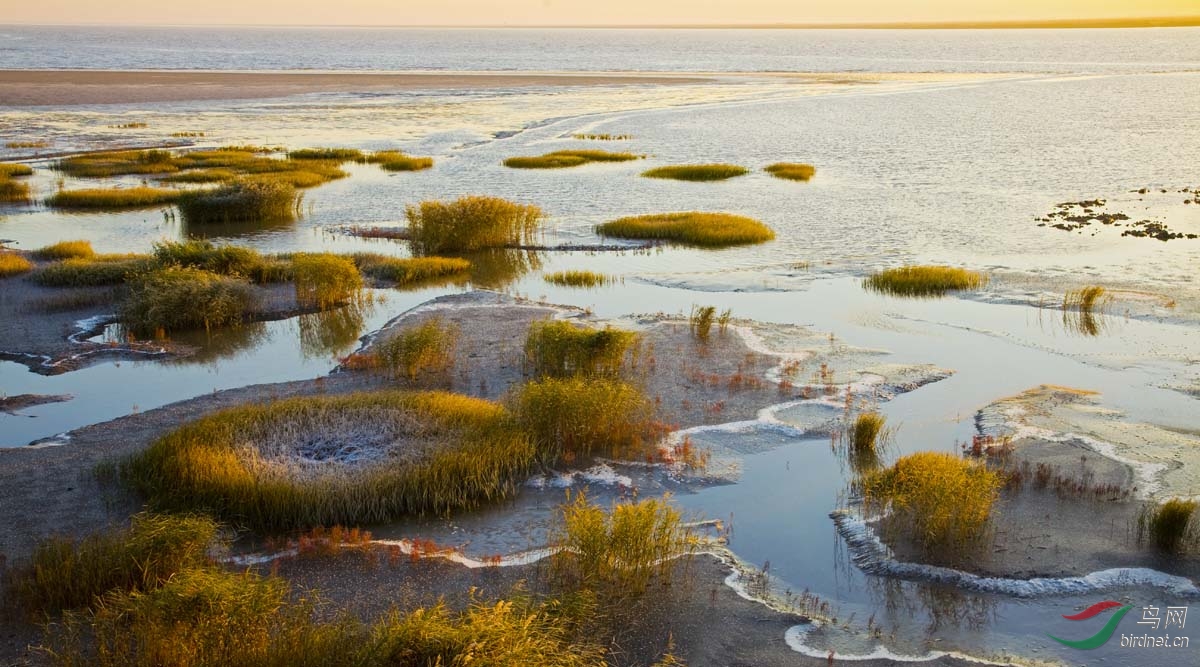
[119,266,257,335]
[0,163,34,178]
[641,164,748,181]
[406,195,543,254]
[358,150,435,172]
[511,376,662,463]
[596,212,774,248]
[863,265,988,297]
[32,240,95,261]
[524,320,641,378]
[0,252,34,278]
[177,181,301,225]
[504,150,642,169]
[291,253,363,308]
[764,162,816,181]
[30,255,155,287]
[352,253,472,287]
[543,270,617,288]
[46,186,183,209]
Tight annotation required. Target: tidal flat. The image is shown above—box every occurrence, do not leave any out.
[2,27,1200,667]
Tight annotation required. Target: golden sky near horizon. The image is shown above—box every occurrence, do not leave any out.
[3,0,1197,26]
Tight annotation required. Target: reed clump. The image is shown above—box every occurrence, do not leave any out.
[0,177,31,203]
[371,318,459,381]
[641,164,748,181]
[764,162,816,181]
[46,186,183,209]
[122,391,536,529]
[0,252,34,278]
[1137,498,1198,552]
[55,150,180,177]
[119,267,257,335]
[551,493,694,595]
[850,412,886,456]
[10,512,219,615]
[152,239,286,282]
[358,150,434,172]
[32,240,95,261]
[352,253,471,287]
[158,168,239,183]
[0,163,35,178]
[504,150,641,169]
[596,212,774,248]
[177,181,300,225]
[863,265,988,297]
[30,255,155,287]
[1062,285,1111,336]
[543,270,616,288]
[861,451,1001,550]
[406,195,543,254]
[511,376,662,463]
[524,320,640,378]
[291,253,363,308]
[287,147,366,162]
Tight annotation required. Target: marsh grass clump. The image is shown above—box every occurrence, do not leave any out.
[596,212,774,248]
[0,252,34,278]
[32,240,95,261]
[552,493,694,595]
[641,164,749,182]
[291,253,363,308]
[5,141,49,150]
[55,150,180,177]
[524,320,641,378]
[158,168,238,183]
[861,451,1001,550]
[358,150,434,172]
[1137,499,1198,552]
[0,163,35,178]
[864,265,988,297]
[406,195,544,254]
[10,512,219,615]
[152,239,280,282]
[504,150,642,169]
[371,318,459,381]
[512,376,662,463]
[1062,285,1111,336]
[0,177,31,203]
[572,133,633,141]
[543,270,616,288]
[850,412,887,456]
[177,181,300,225]
[287,147,366,162]
[688,305,716,342]
[122,391,535,528]
[120,267,256,335]
[47,566,603,667]
[352,253,471,287]
[764,162,816,182]
[30,255,155,287]
[46,186,183,209]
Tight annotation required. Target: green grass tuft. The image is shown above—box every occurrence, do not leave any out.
[406,195,544,255]
[641,164,748,181]
[863,265,988,297]
[524,320,640,378]
[32,240,95,261]
[10,512,219,615]
[119,266,257,335]
[177,181,301,225]
[543,270,616,288]
[596,212,774,248]
[46,186,182,209]
[764,162,816,181]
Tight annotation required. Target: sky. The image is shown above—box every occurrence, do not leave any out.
[2,0,1197,26]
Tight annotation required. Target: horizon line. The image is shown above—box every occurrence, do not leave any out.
[2,15,1199,30]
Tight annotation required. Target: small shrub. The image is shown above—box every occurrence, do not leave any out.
[292,253,363,308]
[406,195,543,254]
[552,493,694,595]
[30,255,155,287]
[525,320,640,378]
[543,270,615,288]
[0,163,35,178]
[764,162,816,181]
[359,150,434,171]
[11,512,219,614]
[119,267,256,335]
[596,212,774,247]
[287,147,365,161]
[373,318,459,381]
[352,253,471,286]
[0,252,34,278]
[1138,499,1197,552]
[177,180,300,224]
[863,265,988,297]
[861,451,1001,549]
[512,376,662,463]
[641,164,748,181]
[45,186,182,209]
[32,240,95,261]
[503,150,641,169]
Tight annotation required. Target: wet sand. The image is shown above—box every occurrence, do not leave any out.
[0,70,713,106]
